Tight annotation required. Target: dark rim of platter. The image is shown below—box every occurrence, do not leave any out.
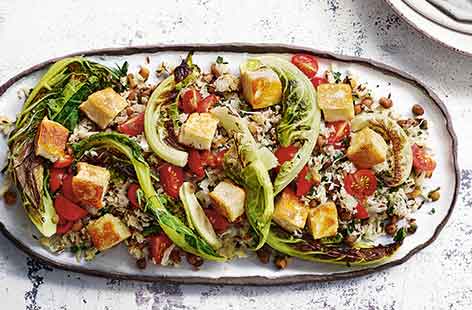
[0,44,460,285]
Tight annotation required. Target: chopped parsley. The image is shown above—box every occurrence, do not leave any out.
[216,56,228,64]
[333,71,342,83]
[394,227,407,242]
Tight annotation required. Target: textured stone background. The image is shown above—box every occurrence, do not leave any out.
[1,0,471,309]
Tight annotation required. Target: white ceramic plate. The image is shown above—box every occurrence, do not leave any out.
[0,44,459,284]
[403,0,472,35]
[385,0,472,56]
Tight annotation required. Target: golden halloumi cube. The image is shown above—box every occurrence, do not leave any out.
[178,113,219,150]
[240,66,282,109]
[308,201,338,239]
[317,84,354,122]
[209,181,246,222]
[72,162,110,209]
[79,87,128,129]
[34,117,69,162]
[347,127,388,168]
[273,188,309,233]
[87,214,131,251]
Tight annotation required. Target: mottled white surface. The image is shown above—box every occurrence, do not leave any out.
[0,0,471,309]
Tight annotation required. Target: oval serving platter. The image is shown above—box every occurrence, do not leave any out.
[0,44,459,285]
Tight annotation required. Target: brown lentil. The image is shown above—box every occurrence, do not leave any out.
[354,104,362,115]
[186,253,204,269]
[274,256,288,269]
[256,247,272,264]
[170,249,182,264]
[379,96,393,108]
[428,190,440,201]
[412,104,424,116]
[385,222,397,236]
[136,258,147,269]
[127,73,137,89]
[361,97,373,107]
[127,90,137,101]
[343,234,357,247]
[3,190,17,205]
[139,67,150,81]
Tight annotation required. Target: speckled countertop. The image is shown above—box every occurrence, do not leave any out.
[0,1,471,309]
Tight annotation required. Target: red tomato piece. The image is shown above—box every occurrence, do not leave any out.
[54,195,88,222]
[53,154,74,168]
[355,203,369,219]
[326,121,351,148]
[204,208,230,234]
[127,183,141,209]
[188,150,205,178]
[197,94,219,113]
[344,170,378,199]
[117,112,145,136]
[274,145,299,168]
[62,174,79,204]
[311,77,329,88]
[200,149,226,169]
[49,168,65,193]
[291,54,319,79]
[149,233,173,264]
[179,88,202,114]
[210,149,226,168]
[295,165,315,197]
[412,144,436,173]
[56,220,73,235]
[159,163,184,199]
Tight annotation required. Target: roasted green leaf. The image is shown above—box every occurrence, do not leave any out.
[212,107,274,250]
[255,56,321,195]
[6,57,126,237]
[72,132,225,262]
[267,229,401,265]
[144,52,200,167]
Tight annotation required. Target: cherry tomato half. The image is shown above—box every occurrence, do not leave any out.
[412,144,436,173]
[204,208,230,234]
[311,77,329,88]
[62,174,79,204]
[344,169,377,199]
[127,183,141,209]
[54,195,88,222]
[149,233,173,264]
[53,154,74,168]
[274,145,299,170]
[355,203,369,220]
[291,54,319,79]
[117,112,145,136]
[187,150,205,178]
[200,149,227,169]
[197,94,219,113]
[159,163,184,199]
[49,168,65,193]
[295,165,316,197]
[179,88,202,114]
[326,121,351,148]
